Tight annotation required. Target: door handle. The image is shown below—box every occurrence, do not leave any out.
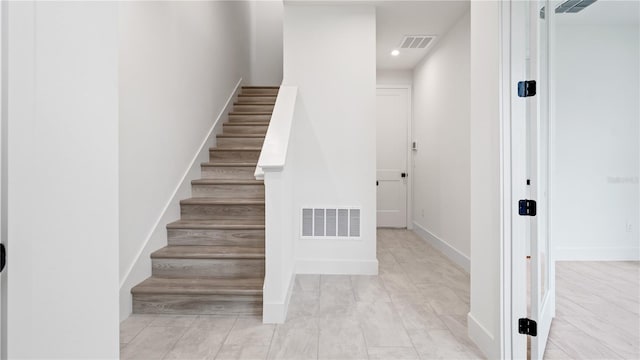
[376,181,379,186]
[0,243,5,273]
[401,172,407,178]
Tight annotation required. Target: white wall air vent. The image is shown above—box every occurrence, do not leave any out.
[399,35,433,49]
[301,208,361,239]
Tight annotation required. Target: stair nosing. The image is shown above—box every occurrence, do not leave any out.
[151,245,265,260]
[131,277,264,295]
[201,162,257,167]
[209,148,262,151]
[180,198,265,205]
[167,220,265,230]
[191,179,264,185]
[229,112,273,115]
[217,134,266,138]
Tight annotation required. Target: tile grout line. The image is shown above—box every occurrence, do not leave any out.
[211,315,239,360]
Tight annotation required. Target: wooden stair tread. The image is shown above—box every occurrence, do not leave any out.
[201,162,257,167]
[151,245,265,259]
[229,112,272,115]
[242,86,279,89]
[191,179,263,185]
[132,277,263,295]
[180,198,264,205]
[209,147,261,151]
[167,219,265,230]
[217,134,266,138]
[238,95,276,99]
[223,122,269,126]
[234,102,275,105]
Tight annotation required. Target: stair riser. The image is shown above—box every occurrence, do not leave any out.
[229,114,272,122]
[241,88,279,95]
[168,228,265,247]
[237,96,276,103]
[192,184,265,199]
[222,125,268,135]
[217,137,264,148]
[133,294,261,315]
[152,258,265,278]
[209,150,260,163]
[201,166,256,180]
[181,203,265,220]
[233,104,274,113]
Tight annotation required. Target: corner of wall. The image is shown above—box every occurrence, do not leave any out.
[118,79,243,321]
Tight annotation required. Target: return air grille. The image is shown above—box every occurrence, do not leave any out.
[301,208,361,238]
[399,35,433,49]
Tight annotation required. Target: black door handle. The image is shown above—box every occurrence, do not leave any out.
[0,243,5,273]
[401,172,407,178]
[376,181,379,186]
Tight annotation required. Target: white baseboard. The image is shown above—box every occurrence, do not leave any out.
[467,312,498,360]
[295,259,379,275]
[262,273,295,324]
[555,246,640,261]
[412,222,470,273]
[118,79,244,321]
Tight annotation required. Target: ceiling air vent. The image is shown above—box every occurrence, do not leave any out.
[399,35,433,49]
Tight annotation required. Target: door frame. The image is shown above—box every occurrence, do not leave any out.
[0,1,7,357]
[375,84,413,230]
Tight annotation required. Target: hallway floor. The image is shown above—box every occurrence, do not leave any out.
[545,261,640,359]
[120,229,483,359]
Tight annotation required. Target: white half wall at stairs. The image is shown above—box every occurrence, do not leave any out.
[119,79,243,320]
[282,4,378,276]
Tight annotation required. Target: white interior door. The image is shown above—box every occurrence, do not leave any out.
[527,1,556,358]
[376,87,409,228]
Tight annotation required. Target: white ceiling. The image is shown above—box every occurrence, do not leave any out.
[376,1,469,70]
[555,0,640,25]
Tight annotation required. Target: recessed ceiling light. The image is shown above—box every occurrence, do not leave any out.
[391,49,400,57]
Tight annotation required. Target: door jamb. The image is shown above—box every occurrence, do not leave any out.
[375,84,413,229]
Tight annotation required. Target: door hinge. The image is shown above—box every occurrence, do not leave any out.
[518,199,537,216]
[0,243,5,273]
[518,318,538,336]
[517,80,537,97]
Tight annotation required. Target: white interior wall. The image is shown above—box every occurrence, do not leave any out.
[118,1,252,320]
[250,1,284,85]
[377,69,413,85]
[468,1,502,358]
[283,4,378,274]
[6,2,119,357]
[411,12,471,272]
[553,23,640,260]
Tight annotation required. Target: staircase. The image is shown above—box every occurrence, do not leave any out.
[131,86,279,316]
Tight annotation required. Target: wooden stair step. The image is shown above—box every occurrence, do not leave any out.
[167,219,264,247]
[241,86,279,95]
[222,124,268,135]
[167,219,265,229]
[216,135,265,148]
[132,277,263,296]
[228,113,272,122]
[132,277,262,315]
[151,246,264,279]
[180,197,264,220]
[237,95,276,103]
[191,179,264,199]
[209,148,261,163]
[151,245,264,260]
[200,162,257,180]
[191,179,263,185]
[233,104,274,112]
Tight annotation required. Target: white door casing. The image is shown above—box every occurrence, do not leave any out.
[376,86,410,228]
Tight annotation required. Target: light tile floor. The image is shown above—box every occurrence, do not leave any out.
[120,229,483,359]
[546,261,640,359]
